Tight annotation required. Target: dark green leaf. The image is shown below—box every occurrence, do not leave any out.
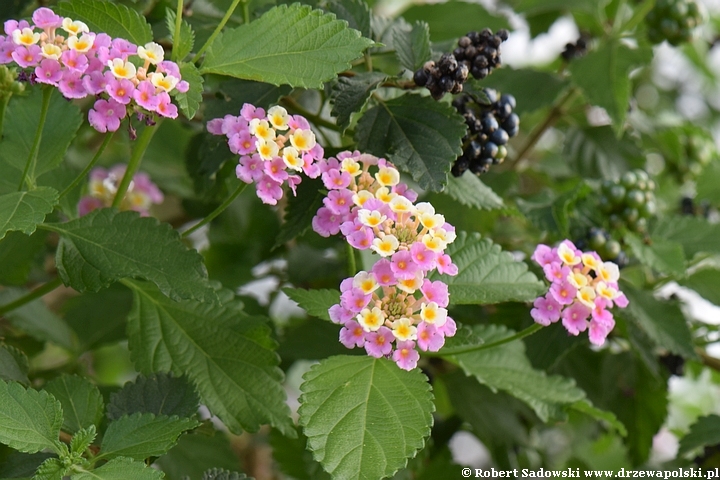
[0,188,58,241]
[125,280,294,436]
[0,230,48,286]
[0,289,76,350]
[44,209,216,303]
[174,62,203,120]
[393,21,431,72]
[107,373,199,421]
[275,177,326,248]
[201,469,249,480]
[651,215,720,257]
[624,233,685,276]
[356,94,466,192]
[325,0,372,38]
[204,79,292,121]
[154,432,242,478]
[277,317,364,364]
[430,231,545,304]
[71,456,164,480]
[0,345,29,385]
[166,8,196,61]
[329,72,386,130]
[399,1,509,41]
[679,414,720,455]
[570,401,627,436]
[620,284,696,359]
[269,427,331,480]
[508,0,599,14]
[480,68,569,115]
[62,284,132,351]
[55,0,153,45]
[562,126,642,179]
[0,380,63,454]
[0,451,53,479]
[282,288,339,322]
[680,268,720,306]
[298,356,434,480]
[100,413,199,460]
[443,172,504,210]
[43,375,104,434]
[201,4,373,88]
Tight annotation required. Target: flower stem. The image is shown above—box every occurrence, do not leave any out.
[181,182,247,238]
[18,85,53,191]
[59,133,114,199]
[346,242,357,277]
[171,0,184,62]
[0,277,63,316]
[111,124,157,209]
[0,95,11,140]
[192,0,242,63]
[280,96,339,131]
[428,323,543,357]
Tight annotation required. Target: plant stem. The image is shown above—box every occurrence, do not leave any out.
[280,96,338,131]
[0,277,63,316]
[18,86,53,191]
[426,323,543,357]
[0,95,10,139]
[243,0,250,25]
[181,183,247,238]
[191,0,242,63]
[364,52,373,72]
[111,124,157,209]
[59,133,114,199]
[505,87,578,169]
[619,0,655,34]
[171,0,184,62]
[346,242,356,277]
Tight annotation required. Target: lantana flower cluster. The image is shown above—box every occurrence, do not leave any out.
[78,165,163,216]
[1,8,189,131]
[316,152,459,370]
[207,104,324,205]
[530,240,629,346]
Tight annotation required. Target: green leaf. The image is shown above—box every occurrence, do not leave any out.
[452,324,586,421]
[70,425,97,455]
[0,451,54,479]
[393,21,431,72]
[43,375,104,435]
[299,356,434,480]
[174,62,203,120]
[508,0,600,14]
[0,188,58,241]
[201,4,373,88]
[325,0,372,38]
[356,94,466,192]
[562,126,642,179]
[430,231,545,304]
[679,414,720,455]
[651,215,720,257]
[100,413,199,460]
[55,0,153,45]
[43,209,216,303]
[63,284,132,351]
[274,177,326,248]
[125,280,294,436]
[269,427,331,480]
[282,288,339,322]
[154,432,242,478]
[568,42,652,127]
[443,172,504,210]
[0,230,48,286]
[329,72,387,131]
[570,400,627,436]
[33,457,67,480]
[517,183,592,237]
[71,456,164,480]
[399,1,509,42]
[0,379,63,454]
[107,373,199,421]
[0,344,29,385]
[624,233,685,276]
[680,268,720,306]
[0,88,82,192]
[620,284,696,359]
[204,79,292,121]
[201,469,249,480]
[166,8,195,61]
[0,289,76,350]
[479,67,569,115]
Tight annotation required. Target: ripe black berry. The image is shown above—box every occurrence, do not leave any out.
[561,37,589,61]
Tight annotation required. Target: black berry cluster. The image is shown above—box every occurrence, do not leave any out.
[645,0,702,46]
[598,169,657,235]
[576,227,629,268]
[561,37,588,61]
[413,28,508,99]
[450,89,519,176]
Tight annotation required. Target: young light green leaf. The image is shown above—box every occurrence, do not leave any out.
[429,231,545,304]
[651,215,720,257]
[201,469,249,480]
[0,230,48,285]
[0,344,29,385]
[99,412,199,460]
[201,4,373,88]
[393,21,431,71]
[166,8,195,61]
[356,94,466,192]
[0,379,64,454]
[71,456,164,480]
[680,268,720,306]
[624,233,686,276]
[70,425,97,455]
[329,72,387,131]
[298,356,434,480]
[443,172,504,210]
[174,62,203,120]
[43,209,216,303]
[274,177,326,248]
[55,0,153,45]
[125,280,295,436]
[282,288,339,322]
[0,289,76,350]
[33,457,68,480]
[43,375,104,434]
[620,284,696,359]
[325,0,372,38]
[107,373,199,421]
[0,188,58,241]
[678,414,720,455]
[452,324,586,422]
[399,1,509,41]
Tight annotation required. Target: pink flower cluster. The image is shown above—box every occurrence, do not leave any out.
[318,153,459,370]
[207,104,324,205]
[1,8,189,131]
[78,165,163,216]
[530,240,629,346]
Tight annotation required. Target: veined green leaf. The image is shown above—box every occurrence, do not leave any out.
[624,233,685,276]
[56,0,153,45]
[282,288,339,322]
[174,62,203,120]
[399,1,508,41]
[43,374,104,434]
[0,288,76,350]
[680,268,720,306]
[393,21,431,71]
[443,172,504,210]
[679,414,720,455]
[0,230,48,285]
[107,373,199,421]
[325,0,372,38]
[71,456,164,480]
[329,72,387,131]
[0,345,29,385]
[651,215,720,257]
[0,188,57,241]
[274,177,326,248]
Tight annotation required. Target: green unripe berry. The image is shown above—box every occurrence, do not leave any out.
[609,213,623,229]
[621,171,638,188]
[589,231,607,250]
[623,207,640,223]
[608,185,627,205]
[598,195,613,213]
[640,200,657,218]
[605,240,622,259]
[634,217,649,234]
[626,189,645,208]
